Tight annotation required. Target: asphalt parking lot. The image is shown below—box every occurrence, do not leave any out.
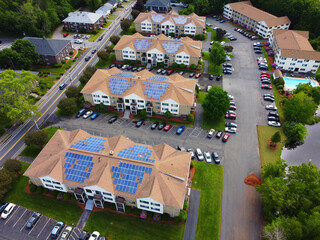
[0,205,81,240]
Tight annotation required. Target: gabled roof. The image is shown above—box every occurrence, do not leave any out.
[63,11,103,24]
[134,10,206,28]
[23,37,71,56]
[80,68,196,106]
[96,4,113,14]
[273,29,320,60]
[145,0,170,8]
[108,0,118,5]
[24,129,191,209]
[228,1,290,27]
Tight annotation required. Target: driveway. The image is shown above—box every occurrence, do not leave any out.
[206,18,263,239]
[183,190,200,240]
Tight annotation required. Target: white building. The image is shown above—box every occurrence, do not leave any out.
[270,29,320,73]
[223,1,290,39]
[95,3,114,19]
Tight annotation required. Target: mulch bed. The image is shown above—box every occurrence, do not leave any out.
[190,166,195,181]
[268,139,279,150]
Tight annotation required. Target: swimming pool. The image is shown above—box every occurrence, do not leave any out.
[283,77,318,90]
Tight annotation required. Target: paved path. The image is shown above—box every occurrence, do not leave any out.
[195,104,203,128]
[183,190,200,240]
[76,210,91,229]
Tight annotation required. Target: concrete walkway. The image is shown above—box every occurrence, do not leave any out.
[77,210,92,229]
[183,190,201,240]
[195,104,203,128]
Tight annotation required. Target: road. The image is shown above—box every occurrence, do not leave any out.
[0,1,136,165]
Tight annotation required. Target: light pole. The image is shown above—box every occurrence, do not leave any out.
[30,111,39,130]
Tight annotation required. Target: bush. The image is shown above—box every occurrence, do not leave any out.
[190,64,197,70]
[57,98,77,114]
[187,114,194,122]
[140,109,146,116]
[63,192,71,199]
[3,159,22,173]
[183,201,189,210]
[169,33,175,37]
[277,84,284,90]
[315,73,320,81]
[52,63,62,68]
[25,130,49,147]
[56,76,60,79]
[162,213,171,221]
[29,183,37,193]
[131,207,140,216]
[172,62,179,68]
[179,63,186,69]
[165,110,172,118]
[174,216,180,223]
[0,128,5,136]
[69,50,74,55]
[190,160,195,167]
[271,131,281,144]
[61,60,66,64]
[147,211,153,219]
[36,186,44,194]
[194,34,205,40]
[52,190,59,198]
[178,210,188,222]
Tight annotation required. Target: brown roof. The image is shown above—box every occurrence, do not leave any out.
[273,29,320,60]
[113,33,202,57]
[24,129,191,209]
[228,1,290,27]
[80,68,196,106]
[134,10,206,28]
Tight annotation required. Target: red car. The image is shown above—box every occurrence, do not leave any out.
[164,123,173,131]
[260,74,270,78]
[167,70,173,75]
[229,105,237,110]
[222,133,230,142]
[260,71,269,75]
[195,73,202,78]
[63,33,69,37]
[261,84,272,89]
[225,113,236,120]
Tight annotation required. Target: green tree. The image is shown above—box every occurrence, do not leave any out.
[57,98,77,114]
[131,9,140,19]
[133,0,144,11]
[0,168,13,200]
[224,45,233,52]
[165,110,171,118]
[110,35,120,45]
[187,114,194,122]
[210,42,226,71]
[262,159,287,179]
[294,83,320,105]
[97,50,109,62]
[25,130,49,147]
[271,131,281,144]
[172,62,179,68]
[202,86,230,121]
[83,66,98,79]
[215,28,226,40]
[105,45,114,53]
[178,4,195,15]
[3,159,22,173]
[0,48,20,69]
[0,70,40,121]
[65,86,80,98]
[11,39,39,68]
[86,0,102,11]
[79,75,89,85]
[121,18,132,32]
[282,92,317,124]
[263,221,286,240]
[190,64,197,70]
[283,121,308,144]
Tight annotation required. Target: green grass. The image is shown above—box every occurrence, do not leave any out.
[20,127,63,158]
[206,27,230,42]
[115,8,124,12]
[262,46,272,71]
[197,92,207,104]
[192,161,223,240]
[120,28,137,35]
[130,21,135,27]
[31,60,75,75]
[88,24,110,42]
[85,210,185,240]
[203,52,222,75]
[5,162,83,226]
[95,55,114,68]
[108,14,118,20]
[202,113,225,130]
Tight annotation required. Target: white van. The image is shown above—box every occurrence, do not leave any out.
[1,203,16,219]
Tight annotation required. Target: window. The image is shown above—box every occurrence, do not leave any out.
[297,60,302,63]
[95,190,101,195]
[290,63,296,66]
[184,56,189,59]
[125,99,129,103]
[124,55,128,58]
[129,201,136,204]
[300,68,306,71]
[140,204,149,209]
[151,202,160,206]
[123,51,128,53]
[55,186,63,190]
[43,179,52,183]
[138,105,144,108]
[52,181,61,185]
[138,100,144,103]
[171,104,178,107]
[86,189,92,193]
[302,64,307,67]
[304,60,309,62]
[103,192,112,196]
[45,184,54,188]
[104,197,113,201]
[171,109,178,112]
[313,65,318,67]
[102,96,108,99]
[162,103,169,106]
[162,108,168,111]
[140,200,149,204]
[281,57,287,60]
[292,58,297,61]
[151,207,160,211]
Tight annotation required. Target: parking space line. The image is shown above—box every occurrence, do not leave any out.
[4,205,20,225]
[28,215,45,235]
[12,208,27,228]
[20,212,32,231]
[37,218,50,238]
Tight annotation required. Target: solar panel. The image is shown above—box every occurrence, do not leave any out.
[112,72,136,78]
[109,78,132,95]
[162,41,184,54]
[151,14,166,23]
[144,82,169,99]
[71,137,106,152]
[64,152,94,183]
[146,76,169,82]
[134,39,152,51]
[172,16,189,25]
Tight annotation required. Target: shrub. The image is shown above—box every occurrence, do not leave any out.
[25,130,48,147]
[43,188,49,193]
[172,62,179,68]
[315,73,320,81]
[0,128,5,136]
[56,76,60,79]
[165,110,172,118]
[194,34,205,41]
[61,60,66,64]
[69,50,74,55]
[271,131,281,144]
[52,190,60,197]
[174,216,180,223]
[36,186,44,194]
[29,183,37,192]
[92,30,98,34]
[162,213,170,221]
[179,63,186,69]
[140,109,147,116]
[169,33,175,37]
[3,159,22,173]
[52,63,62,68]
[277,84,284,90]
[190,160,195,167]
[187,114,194,122]
[183,201,189,210]
[190,64,197,70]
[178,210,188,222]
[147,211,153,219]
[63,192,71,199]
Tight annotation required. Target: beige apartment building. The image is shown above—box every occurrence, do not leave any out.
[134,10,206,37]
[24,129,192,217]
[114,33,202,68]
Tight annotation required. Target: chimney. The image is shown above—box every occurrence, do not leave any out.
[98,157,101,162]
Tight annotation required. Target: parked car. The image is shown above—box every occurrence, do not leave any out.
[195,148,204,161]
[226,110,236,115]
[1,203,15,219]
[98,35,104,41]
[176,126,185,135]
[50,221,64,239]
[220,19,226,23]
[90,112,100,120]
[63,33,69,37]
[26,212,41,229]
[189,72,195,78]
[167,70,173,75]
[73,34,78,39]
[136,119,145,127]
[83,110,93,119]
[121,65,128,70]
[207,129,215,138]
[164,123,173,131]
[0,202,8,213]
[226,122,237,128]
[157,68,163,74]
[253,42,263,47]
[126,65,133,71]
[161,70,167,75]
[151,121,159,130]
[59,226,72,240]
[264,94,274,98]
[264,96,274,102]
[137,67,144,71]
[85,56,91,61]
[223,63,232,68]
[230,101,236,106]
[195,73,201,78]
[254,50,263,54]
[225,127,237,133]
[223,69,232,75]
[268,121,281,127]
[209,74,214,80]
[99,237,106,240]
[204,152,212,163]
[215,130,223,138]
[261,84,272,89]
[79,230,91,240]
[228,95,234,100]
[222,133,230,142]
[176,145,186,152]
[109,64,115,68]
[212,152,220,164]
[268,116,280,122]
[261,80,271,84]
[187,148,195,160]
[179,71,184,75]
[268,111,279,117]
[59,83,67,90]
[210,41,214,45]
[266,105,277,110]
[76,108,86,118]
[158,122,166,130]
[225,113,236,120]
[216,75,222,81]
[108,116,118,124]
[89,231,100,240]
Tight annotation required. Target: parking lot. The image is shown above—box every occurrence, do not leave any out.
[0,205,81,240]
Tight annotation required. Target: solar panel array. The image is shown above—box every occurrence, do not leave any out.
[64,152,94,183]
[111,162,152,194]
[134,39,152,51]
[162,42,184,54]
[151,14,166,23]
[109,78,133,95]
[112,72,136,78]
[71,137,106,152]
[172,16,189,25]
[144,82,169,99]
[117,145,155,163]
[146,76,169,82]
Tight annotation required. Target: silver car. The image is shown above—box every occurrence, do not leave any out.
[225,127,237,133]
[268,121,281,127]
[83,111,93,119]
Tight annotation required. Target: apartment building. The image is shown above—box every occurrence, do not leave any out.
[223,1,290,39]
[269,29,320,73]
[134,11,206,37]
[24,129,191,217]
[80,67,196,117]
[114,33,202,67]
[62,11,104,32]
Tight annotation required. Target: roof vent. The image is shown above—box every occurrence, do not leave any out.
[138,76,141,79]
[109,150,114,155]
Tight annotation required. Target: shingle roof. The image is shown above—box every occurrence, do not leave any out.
[23,37,71,56]
[114,33,202,57]
[80,68,196,106]
[96,4,113,14]
[228,1,290,27]
[108,0,118,5]
[273,29,320,60]
[62,11,103,24]
[24,129,191,209]
[145,0,170,8]
[134,10,206,28]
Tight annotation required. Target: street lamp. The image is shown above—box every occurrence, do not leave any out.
[30,111,39,130]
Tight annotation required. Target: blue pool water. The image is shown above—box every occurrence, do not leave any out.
[284,77,317,89]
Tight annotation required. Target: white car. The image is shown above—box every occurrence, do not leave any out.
[121,65,128,70]
[83,110,93,119]
[1,203,16,219]
[59,226,72,240]
[265,105,277,111]
[226,110,236,115]
[195,148,204,161]
[220,41,226,46]
[89,231,100,240]
[213,27,219,30]
[268,121,281,127]
[225,56,231,61]
[207,85,212,92]
[187,149,195,160]
[207,129,215,138]
[228,94,234,100]
[225,127,237,133]
[74,39,83,44]
[210,41,214,45]
[204,152,212,163]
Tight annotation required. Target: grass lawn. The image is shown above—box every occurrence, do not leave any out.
[202,113,225,130]
[115,8,124,12]
[192,161,223,240]
[33,75,57,96]
[206,27,230,42]
[31,60,75,75]
[108,14,118,20]
[203,52,222,75]
[96,55,114,68]
[85,211,185,240]
[88,23,110,42]
[20,127,63,158]
[120,28,137,35]
[197,92,207,104]
[262,46,272,71]
[257,125,286,167]
[5,162,83,226]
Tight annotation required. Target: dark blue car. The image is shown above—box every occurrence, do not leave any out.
[176,126,185,135]
[90,112,100,120]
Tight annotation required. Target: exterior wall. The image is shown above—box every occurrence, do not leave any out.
[83,93,94,105]
[40,176,68,192]
[184,23,196,35]
[223,4,233,19]
[124,93,145,109]
[141,20,152,32]
[122,47,136,60]
[179,104,193,115]
[136,197,163,214]
[161,98,179,115]
[84,185,115,203]
[135,23,142,32]
[145,6,169,13]
[189,56,200,66]
[29,177,44,186]
[63,16,104,32]
[92,90,110,106]
[114,49,123,61]
[175,51,190,65]
[163,205,181,217]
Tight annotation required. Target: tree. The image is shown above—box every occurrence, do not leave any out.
[202,86,230,121]
[283,121,308,144]
[57,98,77,113]
[131,9,140,19]
[79,75,89,85]
[65,86,80,99]
[165,110,171,118]
[262,159,287,180]
[105,45,114,53]
[282,92,317,124]
[172,62,179,68]
[121,18,132,32]
[110,35,120,45]
[187,114,194,122]
[86,0,102,11]
[224,45,233,52]
[215,28,227,40]
[97,50,109,62]
[133,0,145,12]
[178,4,195,15]
[3,159,22,173]
[0,70,40,121]
[271,131,281,144]
[263,221,286,240]
[0,48,20,69]
[0,168,13,199]
[294,83,320,105]
[83,66,97,79]
[210,42,226,70]
[25,130,49,147]
[11,39,39,68]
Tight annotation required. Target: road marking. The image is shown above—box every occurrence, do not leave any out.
[20,211,32,231]
[12,208,27,228]
[5,205,20,225]
[37,218,50,238]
